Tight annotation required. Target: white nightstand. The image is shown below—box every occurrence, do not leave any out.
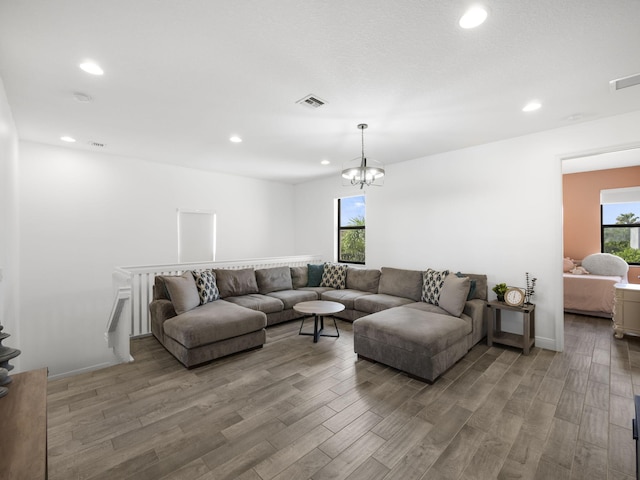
[613,283,640,339]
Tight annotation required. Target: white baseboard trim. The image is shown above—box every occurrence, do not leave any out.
[535,336,561,352]
[47,359,121,381]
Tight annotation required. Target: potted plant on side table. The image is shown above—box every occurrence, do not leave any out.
[492,283,508,302]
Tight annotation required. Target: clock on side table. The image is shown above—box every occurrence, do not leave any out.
[486,298,535,355]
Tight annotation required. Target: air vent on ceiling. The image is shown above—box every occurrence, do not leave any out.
[88,141,105,148]
[296,94,327,108]
[609,73,640,91]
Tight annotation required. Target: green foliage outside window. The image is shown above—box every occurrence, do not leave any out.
[340,216,365,263]
[603,212,640,265]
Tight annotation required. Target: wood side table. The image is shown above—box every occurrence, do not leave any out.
[486,301,535,355]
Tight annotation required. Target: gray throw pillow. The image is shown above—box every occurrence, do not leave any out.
[290,266,308,289]
[438,274,471,317]
[163,271,200,314]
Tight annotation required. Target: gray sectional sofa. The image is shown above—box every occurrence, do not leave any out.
[149,263,487,382]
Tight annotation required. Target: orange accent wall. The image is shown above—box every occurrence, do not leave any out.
[563,165,640,284]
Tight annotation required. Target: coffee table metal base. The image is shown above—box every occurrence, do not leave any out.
[299,314,339,343]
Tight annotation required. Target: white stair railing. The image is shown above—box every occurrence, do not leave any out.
[110,255,323,340]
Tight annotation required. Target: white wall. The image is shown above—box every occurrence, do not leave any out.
[0,78,20,369]
[18,141,295,376]
[294,110,640,352]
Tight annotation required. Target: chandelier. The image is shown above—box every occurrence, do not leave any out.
[341,124,385,189]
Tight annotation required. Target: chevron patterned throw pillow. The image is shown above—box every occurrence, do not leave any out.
[421,268,450,305]
[192,269,220,304]
[320,263,348,289]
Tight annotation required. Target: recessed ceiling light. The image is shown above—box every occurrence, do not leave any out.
[229,136,242,143]
[522,101,542,112]
[459,6,488,29]
[60,136,76,143]
[79,62,104,75]
[321,160,330,165]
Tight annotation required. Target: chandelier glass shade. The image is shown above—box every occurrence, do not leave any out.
[341,124,385,189]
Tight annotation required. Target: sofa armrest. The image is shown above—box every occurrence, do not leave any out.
[149,299,177,344]
[463,298,487,346]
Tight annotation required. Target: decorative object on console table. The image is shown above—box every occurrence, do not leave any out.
[492,283,508,302]
[486,300,535,355]
[524,272,537,305]
[504,287,525,307]
[613,283,640,339]
[0,324,22,392]
[0,368,8,398]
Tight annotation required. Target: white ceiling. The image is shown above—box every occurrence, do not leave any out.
[1,0,640,184]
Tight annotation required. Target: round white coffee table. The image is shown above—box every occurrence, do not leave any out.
[293,300,345,343]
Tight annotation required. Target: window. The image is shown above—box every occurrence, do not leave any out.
[338,195,365,264]
[601,187,640,265]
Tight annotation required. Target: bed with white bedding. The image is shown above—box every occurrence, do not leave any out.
[563,253,629,318]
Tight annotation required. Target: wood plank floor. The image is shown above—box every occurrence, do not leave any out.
[47,313,640,479]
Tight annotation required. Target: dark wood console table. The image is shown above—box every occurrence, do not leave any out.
[0,368,48,479]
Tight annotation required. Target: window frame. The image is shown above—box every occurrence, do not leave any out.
[337,196,365,265]
[600,204,640,266]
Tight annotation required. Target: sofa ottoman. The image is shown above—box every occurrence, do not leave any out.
[163,299,267,368]
[353,306,471,383]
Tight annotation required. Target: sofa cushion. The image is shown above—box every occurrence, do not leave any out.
[192,269,220,304]
[378,267,423,301]
[354,293,414,314]
[163,300,266,349]
[353,307,471,357]
[404,301,450,316]
[346,268,381,293]
[267,289,318,309]
[224,293,284,314]
[291,266,308,289]
[214,268,259,298]
[320,263,348,289]
[438,274,470,317]
[307,264,324,287]
[421,269,450,305]
[255,266,293,294]
[321,289,374,310]
[163,272,200,315]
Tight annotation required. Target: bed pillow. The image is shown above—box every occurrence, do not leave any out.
[563,257,575,272]
[582,253,629,276]
[438,274,471,317]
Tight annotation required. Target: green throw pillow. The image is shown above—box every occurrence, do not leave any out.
[307,264,324,287]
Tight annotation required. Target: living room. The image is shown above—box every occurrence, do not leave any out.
[1,1,640,478]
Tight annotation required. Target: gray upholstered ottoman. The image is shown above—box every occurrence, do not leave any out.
[353,306,472,383]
